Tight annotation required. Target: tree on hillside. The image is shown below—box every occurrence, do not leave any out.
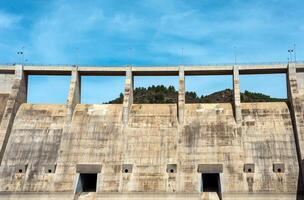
[106,85,284,104]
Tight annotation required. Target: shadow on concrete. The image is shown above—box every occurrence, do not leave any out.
[297,163,304,200]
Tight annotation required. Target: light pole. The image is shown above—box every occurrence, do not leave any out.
[181,47,184,65]
[17,52,23,65]
[17,46,25,65]
[293,42,297,63]
[75,47,79,66]
[128,47,133,66]
[288,49,293,63]
[234,46,237,65]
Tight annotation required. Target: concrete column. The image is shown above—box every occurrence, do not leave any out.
[233,66,242,124]
[178,65,185,124]
[0,65,27,164]
[66,67,80,123]
[122,66,133,124]
[54,67,81,187]
[287,63,304,185]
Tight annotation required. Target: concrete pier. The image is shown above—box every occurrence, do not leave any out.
[287,63,304,188]
[0,65,26,164]
[122,66,133,124]
[233,66,242,124]
[66,67,80,123]
[178,65,185,124]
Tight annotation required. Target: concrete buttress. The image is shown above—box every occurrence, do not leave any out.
[287,63,304,187]
[122,66,133,124]
[0,65,26,165]
[233,65,242,124]
[66,67,80,123]
[178,65,185,124]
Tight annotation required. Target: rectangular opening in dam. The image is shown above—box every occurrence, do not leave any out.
[201,173,221,193]
[27,75,70,103]
[76,173,97,193]
[133,76,178,103]
[239,73,287,102]
[81,76,124,104]
[185,75,232,103]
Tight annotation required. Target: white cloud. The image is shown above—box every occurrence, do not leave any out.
[108,14,145,34]
[0,11,21,29]
[28,1,148,63]
[149,41,208,63]
[157,10,211,39]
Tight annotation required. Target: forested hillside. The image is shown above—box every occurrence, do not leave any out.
[107,85,284,104]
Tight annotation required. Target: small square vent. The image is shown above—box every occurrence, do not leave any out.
[244,164,255,173]
[273,163,285,173]
[122,164,133,173]
[15,164,27,173]
[166,164,177,173]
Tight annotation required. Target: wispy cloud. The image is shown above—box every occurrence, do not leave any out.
[0,11,21,29]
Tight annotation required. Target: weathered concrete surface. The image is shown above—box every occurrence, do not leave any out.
[0,64,303,199]
[0,73,15,122]
[0,74,15,94]
[241,103,299,193]
[54,104,123,192]
[122,67,133,124]
[66,68,80,123]
[0,104,66,191]
[0,94,9,122]
[0,65,27,164]
[287,64,304,192]
[233,66,242,123]
[178,66,185,124]
[0,192,298,200]
[0,102,300,199]
[296,71,304,110]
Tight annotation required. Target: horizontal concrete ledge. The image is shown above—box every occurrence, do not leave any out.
[0,64,304,76]
[0,66,15,74]
[24,66,74,75]
[78,67,127,76]
[19,102,289,107]
[0,192,299,200]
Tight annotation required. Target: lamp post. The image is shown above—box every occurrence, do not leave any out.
[17,51,23,64]
[293,43,297,63]
[288,49,293,63]
[128,47,133,66]
[17,46,25,65]
[75,47,79,66]
[234,46,237,65]
[181,47,184,65]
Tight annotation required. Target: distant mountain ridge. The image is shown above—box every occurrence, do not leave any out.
[107,85,284,104]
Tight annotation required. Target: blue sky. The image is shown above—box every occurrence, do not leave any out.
[1,0,301,103]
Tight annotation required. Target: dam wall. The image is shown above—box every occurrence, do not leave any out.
[0,64,303,199]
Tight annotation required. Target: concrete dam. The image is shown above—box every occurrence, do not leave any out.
[0,63,304,200]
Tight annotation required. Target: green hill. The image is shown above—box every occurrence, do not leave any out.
[106,85,284,104]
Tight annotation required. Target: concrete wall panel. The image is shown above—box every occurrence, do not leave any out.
[0,104,66,192]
